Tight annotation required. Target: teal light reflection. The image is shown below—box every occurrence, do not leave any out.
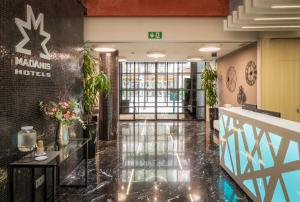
[218,176,238,202]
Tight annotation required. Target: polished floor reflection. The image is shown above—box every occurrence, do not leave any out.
[56,121,250,202]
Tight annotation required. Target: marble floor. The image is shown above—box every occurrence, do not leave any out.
[56,121,251,202]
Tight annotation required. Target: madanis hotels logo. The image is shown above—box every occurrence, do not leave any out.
[14,5,51,78]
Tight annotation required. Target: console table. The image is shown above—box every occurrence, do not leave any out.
[9,138,90,202]
[46,138,90,187]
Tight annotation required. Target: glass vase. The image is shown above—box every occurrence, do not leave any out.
[56,123,69,146]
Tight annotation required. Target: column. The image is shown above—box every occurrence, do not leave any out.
[98,51,119,140]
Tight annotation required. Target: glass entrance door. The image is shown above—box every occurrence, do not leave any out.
[119,62,206,120]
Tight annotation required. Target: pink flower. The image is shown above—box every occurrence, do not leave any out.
[51,108,57,112]
[59,102,69,109]
[64,113,71,120]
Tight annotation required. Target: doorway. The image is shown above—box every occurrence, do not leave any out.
[119,62,206,120]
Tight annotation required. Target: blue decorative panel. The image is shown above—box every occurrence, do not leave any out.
[282,170,300,201]
[228,134,237,175]
[243,179,256,197]
[238,131,248,175]
[224,143,234,173]
[259,134,274,168]
[284,141,299,164]
[269,132,282,156]
[219,111,300,202]
[272,180,286,202]
[256,178,266,200]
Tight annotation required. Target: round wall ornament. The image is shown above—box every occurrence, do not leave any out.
[245,61,257,86]
[226,66,237,92]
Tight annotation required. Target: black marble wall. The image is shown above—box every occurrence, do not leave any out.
[0,0,84,201]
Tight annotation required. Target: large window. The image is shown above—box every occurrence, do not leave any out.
[119,62,205,120]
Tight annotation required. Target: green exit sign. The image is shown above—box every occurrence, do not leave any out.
[148,32,163,39]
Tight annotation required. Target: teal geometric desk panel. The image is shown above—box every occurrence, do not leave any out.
[219,110,300,202]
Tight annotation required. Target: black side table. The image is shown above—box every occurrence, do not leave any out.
[9,151,60,202]
[9,138,90,202]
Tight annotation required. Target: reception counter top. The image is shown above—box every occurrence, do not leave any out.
[220,107,300,134]
[219,107,300,202]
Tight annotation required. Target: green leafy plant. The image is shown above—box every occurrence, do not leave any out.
[83,46,110,122]
[200,63,218,107]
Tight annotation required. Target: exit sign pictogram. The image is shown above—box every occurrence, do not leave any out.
[148,32,163,40]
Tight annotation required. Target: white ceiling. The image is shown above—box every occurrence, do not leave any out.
[225,0,300,31]
[89,42,251,61]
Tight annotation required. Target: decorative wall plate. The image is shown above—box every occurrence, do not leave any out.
[245,61,257,86]
[226,66,237,92]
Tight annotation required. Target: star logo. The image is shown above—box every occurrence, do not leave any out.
[15,5,51,60]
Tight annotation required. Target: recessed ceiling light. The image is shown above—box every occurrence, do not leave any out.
[94,47,116,52]
[271,5,300,9]
[146,51,166,59]
[242,25,300,29]
[199,46,220,52]
[254,17,300,21]
[118,56,127,62]
[186,56,203,61]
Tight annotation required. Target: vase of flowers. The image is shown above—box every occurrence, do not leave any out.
[40,99,84,146]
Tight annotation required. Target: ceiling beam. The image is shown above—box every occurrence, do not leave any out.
[224,0,300,31]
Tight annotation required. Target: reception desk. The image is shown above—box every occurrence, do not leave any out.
[219,107,300,202]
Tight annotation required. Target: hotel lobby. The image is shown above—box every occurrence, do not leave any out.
[1,0,300,201]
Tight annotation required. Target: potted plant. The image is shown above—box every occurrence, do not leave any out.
[40,99,84,147]
[82,45,110,158]
[200,62,218,130]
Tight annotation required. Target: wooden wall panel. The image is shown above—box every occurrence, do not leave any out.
[261,39,300,122]
[84,0,229,17]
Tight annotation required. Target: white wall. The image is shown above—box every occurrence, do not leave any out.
[84,17,258,43]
